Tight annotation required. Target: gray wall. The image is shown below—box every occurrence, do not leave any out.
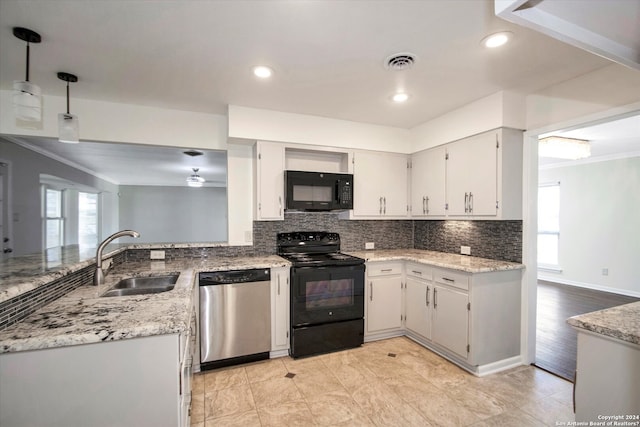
[118,185,228,243]
[538,157,640,296]
[0,138,119,256]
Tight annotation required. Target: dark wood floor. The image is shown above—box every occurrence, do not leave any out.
[535,280,639,381]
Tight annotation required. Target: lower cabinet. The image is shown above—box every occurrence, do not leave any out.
[0,332,193,427]
[365,262,403,337]
[365,260,522,375]
[270,267,290,355]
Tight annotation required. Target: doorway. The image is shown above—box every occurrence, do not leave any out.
[528,111,640,380]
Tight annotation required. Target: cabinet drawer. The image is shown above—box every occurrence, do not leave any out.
[367,262,403,277]
[433,268,469,291]
[406,263,432,279]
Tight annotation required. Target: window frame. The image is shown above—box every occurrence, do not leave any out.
[537,181,561,270]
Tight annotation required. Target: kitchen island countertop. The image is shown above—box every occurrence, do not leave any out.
[0,256,289,354]
[347,249,524,273]
[568,301,640,346]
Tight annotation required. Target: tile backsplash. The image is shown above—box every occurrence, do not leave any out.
[414,220,522,263]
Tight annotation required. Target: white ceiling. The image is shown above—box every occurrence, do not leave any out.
[0,0,615,129]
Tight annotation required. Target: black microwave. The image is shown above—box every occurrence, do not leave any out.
[285,170,353,211]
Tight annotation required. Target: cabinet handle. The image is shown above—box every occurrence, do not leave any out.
[442,277,454,283]
[381,268,393,272]
[383,196,387,214]
[464,192,469,213]
[278,196,282,216]
[426,196,429,214]
[469,192,473,213]
[434,288,437,308]
[573,370,577,413]
[411,270,422,275]
[277,275,280,295]
[426,286,430,307]
[379,197,383,214]
[370,282,373,301]
[422,196,426,214]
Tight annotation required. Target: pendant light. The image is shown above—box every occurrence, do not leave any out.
[186,168,205,187]
[12,27,42,122]
[57,72,80,144]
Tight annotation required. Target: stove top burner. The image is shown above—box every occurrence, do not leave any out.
[276,231,364,267]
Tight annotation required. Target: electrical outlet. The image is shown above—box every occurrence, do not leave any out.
[150,250,165,260]
[365,242,375,250]
[602,268,609,276]
[461,246,471,255]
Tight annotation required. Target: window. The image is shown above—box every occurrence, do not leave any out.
[44,188,64,249]
[78,192,99,247]
[538,182,560,267]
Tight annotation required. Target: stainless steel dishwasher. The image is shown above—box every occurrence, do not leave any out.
[199,268,271,371]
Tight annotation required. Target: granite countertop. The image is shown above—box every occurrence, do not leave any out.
[567,301,640,346]
[347,249,524,273]
[0,255,290,354]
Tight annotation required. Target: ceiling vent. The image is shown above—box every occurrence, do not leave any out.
[183,150,203,157]
[384,53,417,70]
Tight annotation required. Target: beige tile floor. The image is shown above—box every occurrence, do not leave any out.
[190,337,574,426]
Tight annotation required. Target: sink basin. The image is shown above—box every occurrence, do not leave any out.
[101,274,179,297]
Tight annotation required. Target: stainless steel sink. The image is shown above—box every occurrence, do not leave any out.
[101,274,179,297]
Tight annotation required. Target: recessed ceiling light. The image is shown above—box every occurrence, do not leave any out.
[481,31,513,48]
[253,65,273,78]
[392,92,410,103]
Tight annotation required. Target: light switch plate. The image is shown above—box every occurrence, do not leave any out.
[365,242,375,250]
[150,250,165,260]
[461,246,471,255]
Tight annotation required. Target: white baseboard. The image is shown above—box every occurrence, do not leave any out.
[537,275,640,298]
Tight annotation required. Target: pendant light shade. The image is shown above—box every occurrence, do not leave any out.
[12,27,42,123]
[57,72,80,144]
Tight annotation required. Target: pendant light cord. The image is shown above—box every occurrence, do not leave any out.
[25,42,30,82]
[66,81,70,114]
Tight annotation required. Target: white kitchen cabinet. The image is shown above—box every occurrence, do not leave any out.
[0,333,191,427]
[365,262,404,338]
[270,266,290,356]
[445,128,523,219]
[432,282,470,360]
[404,263,433,340]
[574,330,640,422]
[254,141,285,220]
[410,146,446,217]
[352,150,409,218]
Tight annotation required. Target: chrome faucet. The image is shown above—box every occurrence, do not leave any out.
[93,230,140,286]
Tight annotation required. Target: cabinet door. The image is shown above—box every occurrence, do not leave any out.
[256,141,285,220]
[411,146,446,217]
[446,132,497,216]
[405,277,432,340]
[432,285,469,359]
[366,276,403,333]
[353,151,408,217]
[271,268,290,351]
[382,153,409,217]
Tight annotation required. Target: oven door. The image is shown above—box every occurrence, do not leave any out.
[290,264,365,327]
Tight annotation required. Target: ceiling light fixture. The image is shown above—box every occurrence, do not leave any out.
[253,65,273,79]
[12,27,42,123]
[538,136,591,160]
[57,72,80,144]
[186,168,205,187]
[481,31,513,48]
[392,92,410,103]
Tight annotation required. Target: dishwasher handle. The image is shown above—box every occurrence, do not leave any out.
[199,268,271,285]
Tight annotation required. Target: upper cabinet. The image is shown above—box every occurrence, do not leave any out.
[410,128,523,220]
[352,150,409,218]
[411,145,447,217]
[254,141,285,221]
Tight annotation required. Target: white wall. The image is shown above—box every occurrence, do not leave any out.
[118,185,227,244]
[226,143,254,246]
[228,105,412,153]
[0,90,228,151]
[410,90,527,152]
[538,157,640,297]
